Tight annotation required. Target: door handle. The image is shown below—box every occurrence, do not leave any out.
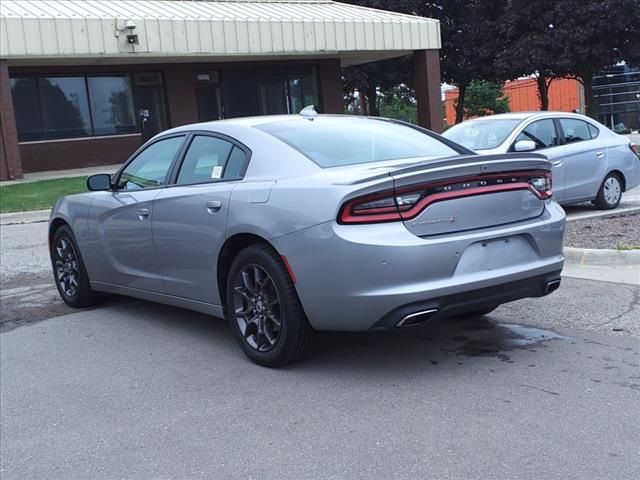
[206,200,223,213]
[596,151,605,158]
[553,160,563,167]
[137,208,150,220]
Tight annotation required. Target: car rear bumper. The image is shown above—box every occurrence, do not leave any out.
[371,271,561,329]
[272,201,565,331]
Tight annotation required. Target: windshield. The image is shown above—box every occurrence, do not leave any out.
[443,119,521,150]
[258,117,461,168]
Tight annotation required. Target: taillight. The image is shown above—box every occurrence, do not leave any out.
[339,170,552,225]
[339,190,404,224]
[529,172,553,199]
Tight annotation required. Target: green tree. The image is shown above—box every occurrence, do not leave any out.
[378,85,418,124]
[497,0,568,110]
[342,56,413,116]
[551,0,640,118]
[338,1,509,122]
[429,0,508,123]
[462,80,510,118]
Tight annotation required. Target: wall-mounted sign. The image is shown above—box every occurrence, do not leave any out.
[134,72,163,86]
[195,71,220,83]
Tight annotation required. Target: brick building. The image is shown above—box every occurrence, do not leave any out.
[0,0,443,180]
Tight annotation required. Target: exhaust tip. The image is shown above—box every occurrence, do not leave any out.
[545,279,561,295]
[396,308,439,328]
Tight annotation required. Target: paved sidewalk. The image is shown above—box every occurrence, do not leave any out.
[0,209,51,226]
[562,263,639,286]
[0,164,120,187]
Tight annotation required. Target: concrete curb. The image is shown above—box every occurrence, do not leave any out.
[565,205,640,222]
[564,246,640,267]
[0,209,51,226]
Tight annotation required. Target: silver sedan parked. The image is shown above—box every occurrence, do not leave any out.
[50,113,565,366]
[443,112,640,209]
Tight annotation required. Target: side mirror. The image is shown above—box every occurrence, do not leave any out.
[514,140,537,152]
[87,174,112,191]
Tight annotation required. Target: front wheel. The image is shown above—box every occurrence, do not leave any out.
[594,173,622,210]
[226,244,313,367]
[51,225,99,308]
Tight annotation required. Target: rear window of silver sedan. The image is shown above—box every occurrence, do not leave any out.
[257,117,461,167]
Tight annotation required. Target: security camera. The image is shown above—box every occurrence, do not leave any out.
[124,19,137,30]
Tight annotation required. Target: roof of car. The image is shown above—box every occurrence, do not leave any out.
[463,111,595,122]
[163,114,389,135]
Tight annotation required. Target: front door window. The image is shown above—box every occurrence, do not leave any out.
[515,119,559,150]
[117,136,185,190]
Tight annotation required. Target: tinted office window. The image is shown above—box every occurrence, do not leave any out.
[560,119,592,143]
[40,77,91,139]
[11,73,166,142]
[223,70,260,118]
[223,66,319,118]
[88,76,137,135]
[118,136,185,190]
[177,136,234,185]
[10,77,42,142]
[515,119,559,149]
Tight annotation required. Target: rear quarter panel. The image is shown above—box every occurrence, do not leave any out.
[607,142,640,191]
[226,175,395,240]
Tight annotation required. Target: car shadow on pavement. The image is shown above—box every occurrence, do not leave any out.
[562,203,599,214]
[307,316,565,374]
[91,295,567,375]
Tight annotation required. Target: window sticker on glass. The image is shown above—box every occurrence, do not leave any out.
[211,166,224,179]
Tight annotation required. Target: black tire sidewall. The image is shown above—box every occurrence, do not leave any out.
[596,173,622,209]
[51,225,95,308]
[226,245,305,367]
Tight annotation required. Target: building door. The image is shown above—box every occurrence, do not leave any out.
[195,71,223,122]
[134,72,169,141]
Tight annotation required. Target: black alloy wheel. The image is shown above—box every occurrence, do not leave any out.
[51,225,98,308]
[226,244,313,367]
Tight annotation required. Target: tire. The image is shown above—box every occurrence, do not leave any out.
[594,173,622,210]
[50,224,99,308]
[226,244,313,367]
[455,306,498,319]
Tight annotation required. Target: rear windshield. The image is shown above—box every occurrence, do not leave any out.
[258,118,461,168]
[443,119,521,150]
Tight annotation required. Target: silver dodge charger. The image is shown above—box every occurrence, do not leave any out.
[49,112,565,366]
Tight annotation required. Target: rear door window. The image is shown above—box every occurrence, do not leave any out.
[176,135,247,185]
[559,119,592,144]
[514,119,559,150]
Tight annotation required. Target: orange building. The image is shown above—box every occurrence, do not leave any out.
[444,77,584,126]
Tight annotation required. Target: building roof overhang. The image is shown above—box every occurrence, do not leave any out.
[0,0,440,66]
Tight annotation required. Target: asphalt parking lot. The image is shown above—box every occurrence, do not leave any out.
[1,210,639,479]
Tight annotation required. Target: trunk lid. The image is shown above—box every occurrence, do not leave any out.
[390,153,551,237]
